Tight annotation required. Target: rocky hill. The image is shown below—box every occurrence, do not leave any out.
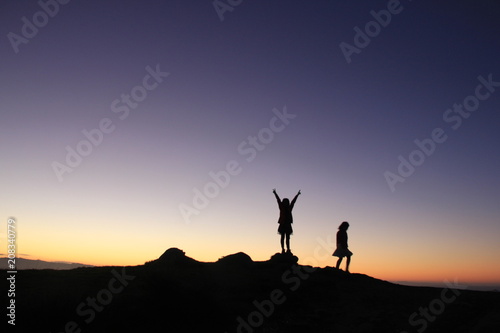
[4,248,500,332]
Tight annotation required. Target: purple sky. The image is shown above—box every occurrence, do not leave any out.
[1,0,499,284]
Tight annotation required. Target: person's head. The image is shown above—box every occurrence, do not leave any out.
[282,198,290,206]
[339,221,349,230]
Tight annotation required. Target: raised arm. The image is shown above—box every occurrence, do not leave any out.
[272,188,281,203]
[290,190,301,207]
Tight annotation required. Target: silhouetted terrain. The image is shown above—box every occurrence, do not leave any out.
[0,257,94,270]
[4,248,500,332]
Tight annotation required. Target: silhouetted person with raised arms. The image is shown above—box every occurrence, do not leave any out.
[273,189,301,254]
[333,221,353,272]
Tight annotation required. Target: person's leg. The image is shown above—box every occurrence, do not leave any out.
[280,234,285,253]
[336,257,343,269]
[345,256,351,272]
[285,233,291,252]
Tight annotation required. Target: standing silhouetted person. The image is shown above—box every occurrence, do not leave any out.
[333,221,353,272]
[273,189,301,254]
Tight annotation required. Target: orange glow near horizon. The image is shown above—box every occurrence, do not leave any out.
[11,226,500,287]
[4,191,500,288]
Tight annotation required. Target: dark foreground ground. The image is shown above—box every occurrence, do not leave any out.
[4,248,500,333]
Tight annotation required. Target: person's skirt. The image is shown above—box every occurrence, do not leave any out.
[332,247,353,258]
[278,223,293,235]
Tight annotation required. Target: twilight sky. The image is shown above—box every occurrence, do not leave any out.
[1,0,499,286]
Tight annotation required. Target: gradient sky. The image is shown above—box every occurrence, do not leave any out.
[1,0,499,287]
